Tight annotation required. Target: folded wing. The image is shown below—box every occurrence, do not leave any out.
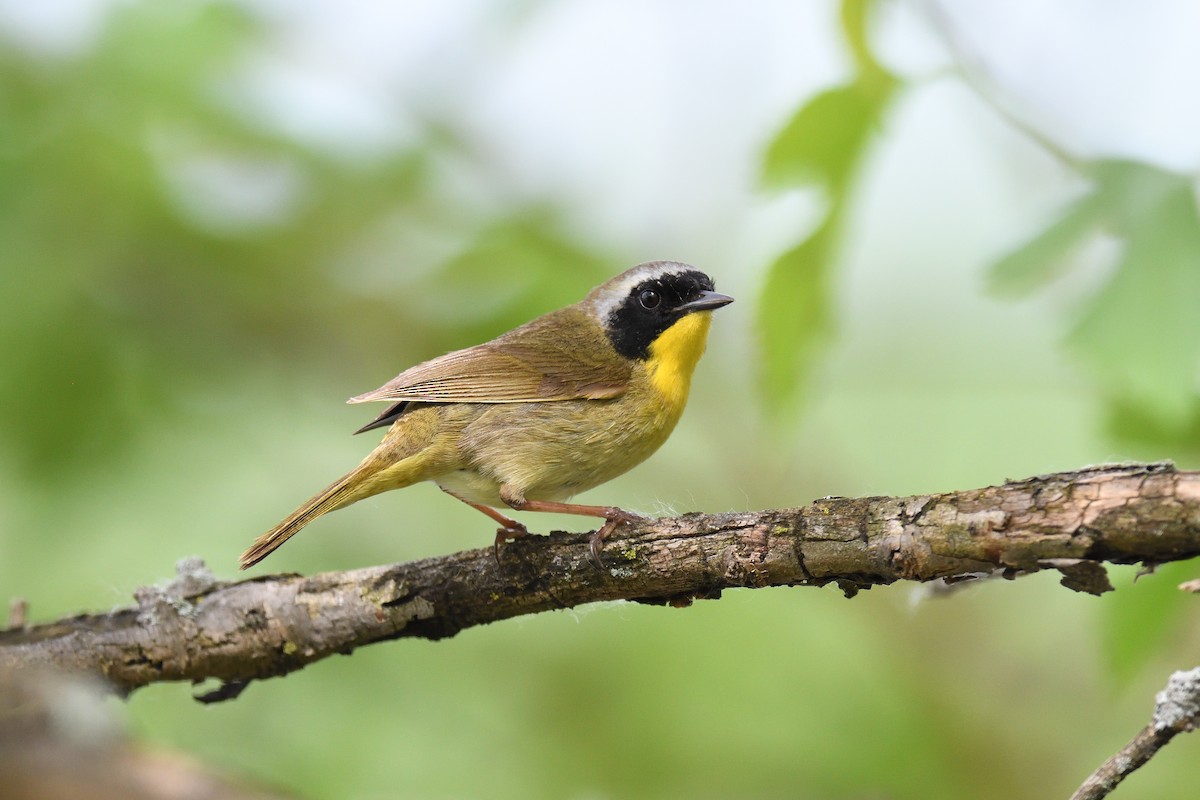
[349,307,631,407]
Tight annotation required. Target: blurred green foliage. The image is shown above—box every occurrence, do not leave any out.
[0,3,421,475]
[990,160,1200,455]
[1102,561,1198,686]
[2,0,1200,798]
[0,2,611,480]
[759,0,896,410]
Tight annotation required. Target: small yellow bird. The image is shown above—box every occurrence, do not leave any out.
[240,261,732,569]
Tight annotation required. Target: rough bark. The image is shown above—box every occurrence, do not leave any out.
[1,462,1198,700]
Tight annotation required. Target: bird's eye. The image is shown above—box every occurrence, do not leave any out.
[639,289,661,310]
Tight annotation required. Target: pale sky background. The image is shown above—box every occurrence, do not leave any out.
[4,1,1197,229]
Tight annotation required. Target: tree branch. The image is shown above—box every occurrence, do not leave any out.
[2,462,1198,700]
[1070,667,1200,800]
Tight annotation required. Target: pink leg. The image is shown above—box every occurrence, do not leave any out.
[498,490,644,568]
[441,488,529,563]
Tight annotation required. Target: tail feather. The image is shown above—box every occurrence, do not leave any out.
[243,407,448,569]
[240,472,364,569]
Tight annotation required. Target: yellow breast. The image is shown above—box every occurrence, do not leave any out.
[645,311,714,412]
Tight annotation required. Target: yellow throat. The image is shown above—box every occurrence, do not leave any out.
[645,311,713,410]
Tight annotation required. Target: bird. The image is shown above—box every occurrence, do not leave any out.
[239,261,733,569]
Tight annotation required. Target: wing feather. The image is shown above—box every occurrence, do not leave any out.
[348,307,630,406]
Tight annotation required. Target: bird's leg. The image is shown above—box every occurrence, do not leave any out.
[498,488,645,569]
[440,488,528,564]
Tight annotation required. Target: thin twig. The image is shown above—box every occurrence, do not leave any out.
[1070,667,1200,799]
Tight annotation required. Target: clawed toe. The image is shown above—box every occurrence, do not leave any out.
[493,523,529,565]
[588,509,646,570]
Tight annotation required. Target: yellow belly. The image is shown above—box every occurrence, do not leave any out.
[442,392,674,504]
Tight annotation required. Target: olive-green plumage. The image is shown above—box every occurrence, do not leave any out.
[240,261,732,569]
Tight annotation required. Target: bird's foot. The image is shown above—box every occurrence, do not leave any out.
[589,508,646,570]
[494,522,530,566]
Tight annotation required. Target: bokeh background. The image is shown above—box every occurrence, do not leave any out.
[3,0,1200,797]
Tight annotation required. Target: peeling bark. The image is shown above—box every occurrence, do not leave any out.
[1,462,1198,699]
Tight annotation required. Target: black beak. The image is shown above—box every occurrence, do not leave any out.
[678,290,734,313]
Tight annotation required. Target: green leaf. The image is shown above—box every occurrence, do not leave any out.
[986,159,1200,451]
[757,74,894,405]
[1068,163,1200,426]
[757,0,895,408]
[761,77,894,192]
[1101,559,1200,685]
[986,193,1103,297]
[758,212,839,409]
[840,0,883,74]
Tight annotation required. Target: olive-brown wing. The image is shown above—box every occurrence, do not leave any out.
[348,307,631,406]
